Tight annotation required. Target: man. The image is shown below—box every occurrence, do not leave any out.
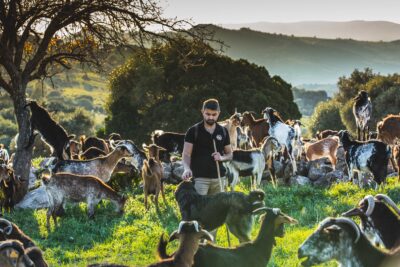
[182,98,233,195]
[0,144,9,164]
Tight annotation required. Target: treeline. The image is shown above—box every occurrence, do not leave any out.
[308,68,400,136]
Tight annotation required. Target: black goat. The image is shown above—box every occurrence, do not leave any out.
[174,180,265,242]
[148,221,212,267]
[81,136,110,154]
[342,194,400,250]
[0,165,23,213]
[25,100,75,160]
[158,207,297,267]
[338,130,391,186]
[151,130,185,162]
[353,90,372,141]
[298,217,400,267]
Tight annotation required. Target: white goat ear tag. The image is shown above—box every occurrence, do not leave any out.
[216,135,222,141]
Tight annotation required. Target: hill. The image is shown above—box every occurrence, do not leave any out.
[222,20,400,42]
[203,24,400,84]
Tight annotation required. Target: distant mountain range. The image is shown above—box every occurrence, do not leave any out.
[202,24,400,85]
[221,21,400,42]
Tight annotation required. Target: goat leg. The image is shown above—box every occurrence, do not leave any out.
[161,184,167,207]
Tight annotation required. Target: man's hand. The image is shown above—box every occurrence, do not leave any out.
[212,152,223,161]
[182,169,193,181]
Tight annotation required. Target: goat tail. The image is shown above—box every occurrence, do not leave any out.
[151,130,164,143]
[157,234,171,260]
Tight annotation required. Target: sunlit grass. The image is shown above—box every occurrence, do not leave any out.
[3,176,400,266]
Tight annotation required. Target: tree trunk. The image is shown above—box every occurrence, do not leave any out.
[11,81,33,203]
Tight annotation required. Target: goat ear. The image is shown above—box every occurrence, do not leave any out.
[157,146,167,151]
[68,135,75,140]
[276,213,298,225]
[341,207,364,217]
[324,225,342,234]
[200,229,214,242]
[142,143,149,150]
[168,230,179,242]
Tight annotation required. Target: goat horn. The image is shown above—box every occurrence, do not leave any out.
[375,194,400,215]
[177,221,186,234]
[168,230,179,242]
[321,217,360,243]
[0,218,13,235]
[363,195,376,217]
[191,220,199,232]
[252,207,270,214]
[200,229,214,242]
[109,140,116,150]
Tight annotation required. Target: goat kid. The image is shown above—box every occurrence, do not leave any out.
[142,144,167,210]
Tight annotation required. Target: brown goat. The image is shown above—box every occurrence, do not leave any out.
[0,165,23,213]
[148,221,213,267]
[316,130,339,140]
[142,144,166,210]
[393,145,400,181]
[80,147,107,160]
[304,136,339,169]
[377,115,400,145]
[43,173,126,230]
[219,112,242,149]
[241,111,269,147]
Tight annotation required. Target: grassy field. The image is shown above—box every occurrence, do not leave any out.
[3,176,400,267]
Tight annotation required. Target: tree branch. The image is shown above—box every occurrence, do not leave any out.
[0,74,12,94]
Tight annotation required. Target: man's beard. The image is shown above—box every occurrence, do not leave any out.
[205,119,216,126]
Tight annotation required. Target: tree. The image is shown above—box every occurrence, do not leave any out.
[105,38,301,144]
[308,100,345,136]
[0,0,202,201]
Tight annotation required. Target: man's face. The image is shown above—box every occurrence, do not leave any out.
[202,108,220,126]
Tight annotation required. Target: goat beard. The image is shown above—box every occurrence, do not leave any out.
[204,119,216,126]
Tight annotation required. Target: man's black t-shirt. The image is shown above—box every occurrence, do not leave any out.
[184,121,230,179]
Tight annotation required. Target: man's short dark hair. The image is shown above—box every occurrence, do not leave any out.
[202,99,220,111]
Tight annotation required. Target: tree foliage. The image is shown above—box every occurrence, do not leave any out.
[308,68,400,134]
[105,38,301,144]
[308,100,345,136]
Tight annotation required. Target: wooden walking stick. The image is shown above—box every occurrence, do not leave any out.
[212,139,231,246]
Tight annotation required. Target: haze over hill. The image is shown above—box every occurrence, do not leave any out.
[221,21,400,42]
[203,25,400,85]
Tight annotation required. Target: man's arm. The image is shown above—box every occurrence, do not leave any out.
[182,142,193,180]
[212,144,233,162]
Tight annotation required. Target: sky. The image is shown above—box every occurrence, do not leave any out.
[161,0,400,24]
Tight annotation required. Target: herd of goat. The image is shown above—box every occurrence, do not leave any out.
[0,90,400,266]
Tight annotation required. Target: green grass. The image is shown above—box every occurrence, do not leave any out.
[3,177,400,266]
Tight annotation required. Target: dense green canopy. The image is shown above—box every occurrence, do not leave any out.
[105,39,301,143]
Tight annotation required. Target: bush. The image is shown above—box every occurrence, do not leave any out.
[308,100,345,136]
